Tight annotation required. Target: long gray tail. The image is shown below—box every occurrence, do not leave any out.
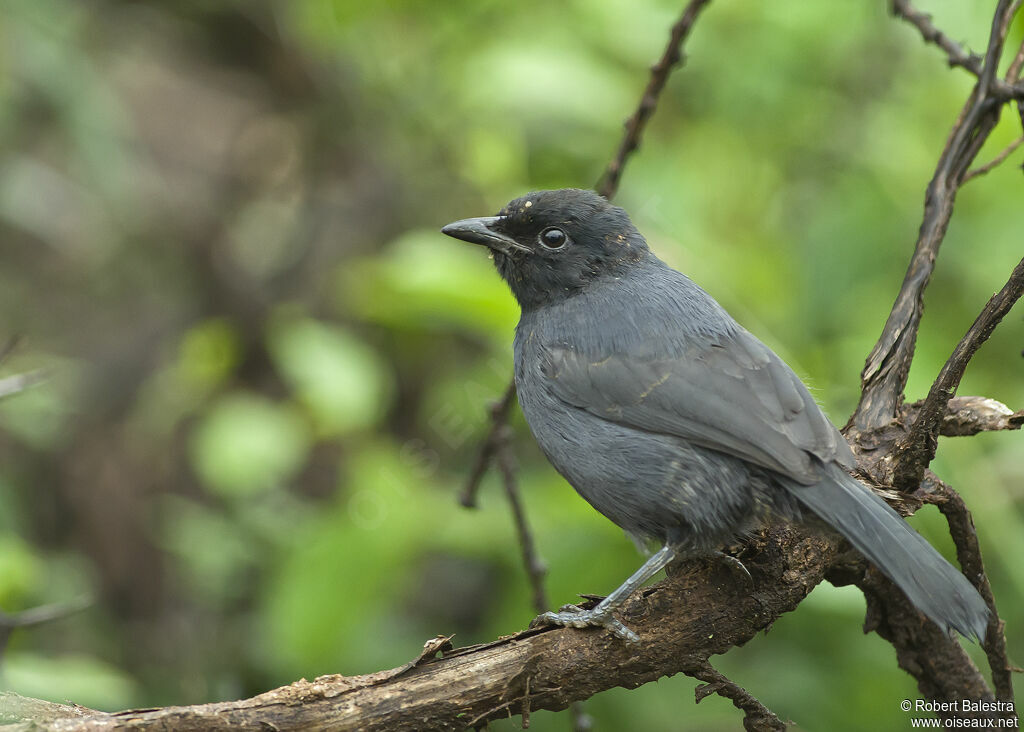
[784,463,989,641]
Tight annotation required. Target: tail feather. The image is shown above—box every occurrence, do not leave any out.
[785,463,989,641]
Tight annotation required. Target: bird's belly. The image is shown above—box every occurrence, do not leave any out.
[515,375,769,550]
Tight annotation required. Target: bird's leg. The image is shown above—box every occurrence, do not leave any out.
[533,543,678,643]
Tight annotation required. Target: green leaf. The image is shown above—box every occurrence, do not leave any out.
[267,315,393,436]
[189,393,310,498]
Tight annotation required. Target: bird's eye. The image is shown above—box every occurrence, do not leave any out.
[539,227,569,250]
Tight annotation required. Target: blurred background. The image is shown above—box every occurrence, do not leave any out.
[0,1,1021,729]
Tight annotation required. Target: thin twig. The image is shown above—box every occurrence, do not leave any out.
[691,661,786,732]
[894,256,1024,489]
[0,596,92,663]
[459,381,517,509]
[1004,37,1024,131]
[595,0,712,199]
[891,0,983,74]
[962,134,1024,183]
[1009,39,1024,82]
[495,430,548,613]
[890,0,1024,100]
[0,597,91,629]
[1011,0,1024,30]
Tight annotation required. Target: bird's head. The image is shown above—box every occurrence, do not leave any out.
[441,188,650,309]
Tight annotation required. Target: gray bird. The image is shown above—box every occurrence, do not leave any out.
[441,188,988,643]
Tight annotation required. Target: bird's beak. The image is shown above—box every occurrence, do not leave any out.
[441,216,531,255]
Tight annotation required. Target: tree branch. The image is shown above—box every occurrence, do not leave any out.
[8,445,1010,731]
[853,0,1022,431]
[495,427,549,614]
[962,134,1024,183]
[0,523,845,731]
[0,694,92,726]
[900,395,1024,437]
[894,255,1024,489]
[891,0,983,75]
[452,7,718,728]
[931,476,1015,703]
[890,0,1024,100]
[595,0,712,200]
[1006,37,1024,87]
[0,597,92,673]
[458,381,517,509]
[8,3,1018,730]
[0,598,91,634]
[691,662,786,732]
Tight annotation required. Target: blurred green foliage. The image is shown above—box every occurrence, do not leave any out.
[0,0,1021,729]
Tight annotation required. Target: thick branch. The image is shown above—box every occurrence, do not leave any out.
[0,524,842,731]
[931,476,1015,703]
[6,469,1003,732]
[855,566,1000,721]
[10,410,1013,730]
[824,471,1011,723]
[0,695,91,726]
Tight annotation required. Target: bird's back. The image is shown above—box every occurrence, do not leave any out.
[512,258,805,548]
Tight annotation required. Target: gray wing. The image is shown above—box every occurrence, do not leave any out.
[541,327,855,485]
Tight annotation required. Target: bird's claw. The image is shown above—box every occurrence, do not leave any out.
[714,551,754,589]
[532,607,640,644]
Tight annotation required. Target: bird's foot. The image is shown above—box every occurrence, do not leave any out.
[714,550,753,589]
[532,604,640,644]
